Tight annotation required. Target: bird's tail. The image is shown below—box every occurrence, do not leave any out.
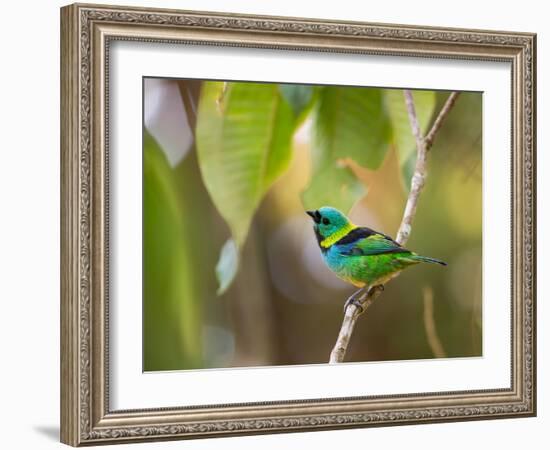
[413,254,447,266]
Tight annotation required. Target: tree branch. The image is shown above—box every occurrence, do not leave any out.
[425,92,460,149]
[329,90,460,364]
[395,90,428,244]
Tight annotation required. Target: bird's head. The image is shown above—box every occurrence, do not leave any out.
[306,206,351,239]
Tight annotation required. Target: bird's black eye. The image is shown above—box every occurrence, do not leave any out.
[322,217,330,225]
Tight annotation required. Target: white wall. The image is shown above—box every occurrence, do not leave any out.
[0,0,545,448]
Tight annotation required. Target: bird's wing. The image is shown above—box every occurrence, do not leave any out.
[335,227,411,257]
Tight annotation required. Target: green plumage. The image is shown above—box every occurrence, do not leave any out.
[306,207,446,288]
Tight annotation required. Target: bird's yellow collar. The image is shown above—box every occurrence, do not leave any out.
[320,223,357,248]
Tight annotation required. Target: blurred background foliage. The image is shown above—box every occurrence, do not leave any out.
[143,78,482,371]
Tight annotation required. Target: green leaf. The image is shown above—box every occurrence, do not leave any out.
[279,84,315,120]
[215,239,239,295]
[197,82,296,245]
[384,89,436,187]
[143,130,202,370]
[302,163,366,212]
[196,81,297,293]
[302,86,390,212]
[313,86,392,170]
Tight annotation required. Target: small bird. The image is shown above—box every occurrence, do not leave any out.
[306,206,446,310]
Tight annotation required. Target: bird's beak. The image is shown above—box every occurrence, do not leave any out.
[306,210,321,224]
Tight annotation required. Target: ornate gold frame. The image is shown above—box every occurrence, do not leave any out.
[60,3,536,446]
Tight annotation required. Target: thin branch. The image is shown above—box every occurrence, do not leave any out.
[396,90,429,245]
[329,295,376,363]
[329,91,460,364]
[422,286,446,358]
[424,92,460,149]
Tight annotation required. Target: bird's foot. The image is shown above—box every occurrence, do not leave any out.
[344,297,364,314]
[343,287,369,314]
[343,285,385,314]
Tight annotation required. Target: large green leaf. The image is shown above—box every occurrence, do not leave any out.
[197,81,296,245]
[302,86,390,212]
[313,86,392,170]
[196,81,297,293]
[143,131,202,370]
[384,89,436,188]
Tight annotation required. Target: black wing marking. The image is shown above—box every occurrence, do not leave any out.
[334,227,399,246]
[336,227,410,257]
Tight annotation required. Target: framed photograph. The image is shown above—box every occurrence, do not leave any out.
[60,3,536,446]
